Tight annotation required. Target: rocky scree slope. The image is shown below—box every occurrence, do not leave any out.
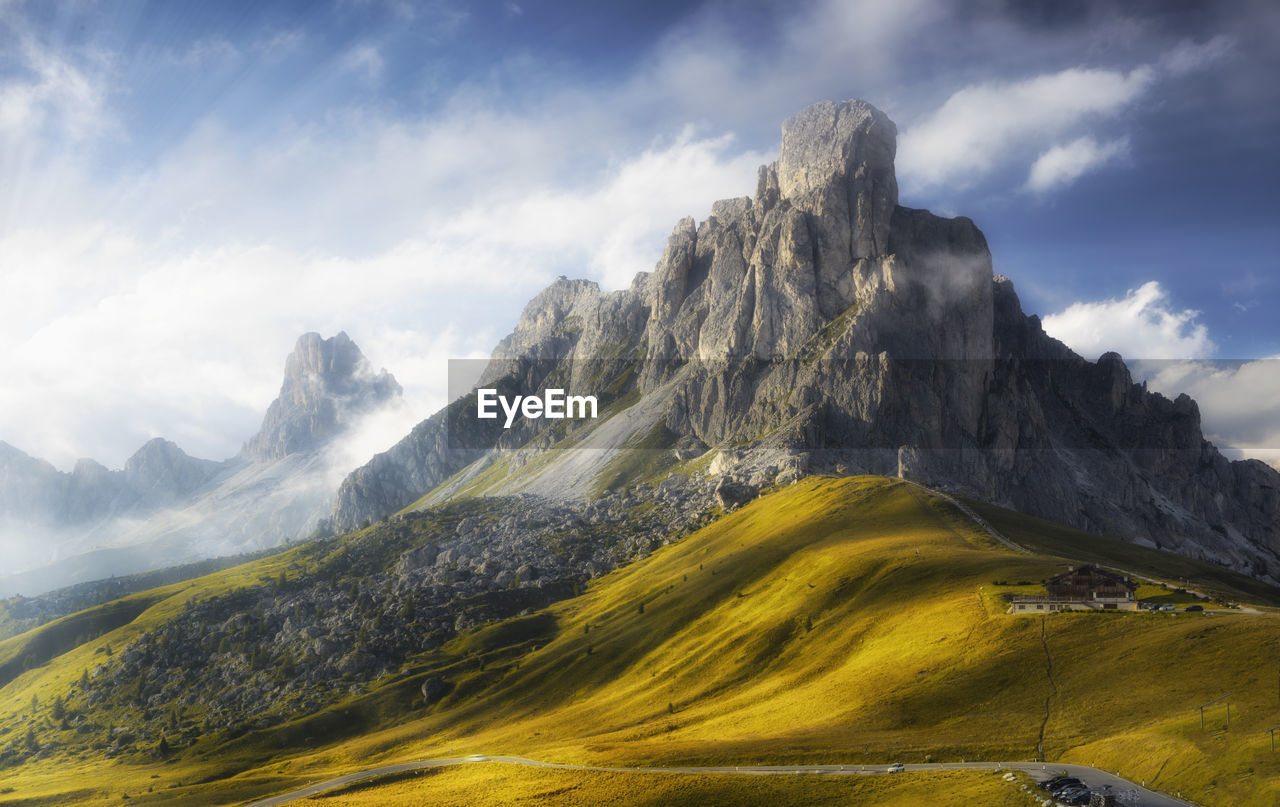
[332,99,1280,582]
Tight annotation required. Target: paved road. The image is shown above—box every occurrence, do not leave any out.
[241,755,1196,807]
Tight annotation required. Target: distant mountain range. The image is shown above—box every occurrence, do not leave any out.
[7,98,1278,596]
[330,99,1280,584]
[0,332,400,595]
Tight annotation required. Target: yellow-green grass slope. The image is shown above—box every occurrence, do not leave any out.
[2,476,1279,806]
[0,536,367,806]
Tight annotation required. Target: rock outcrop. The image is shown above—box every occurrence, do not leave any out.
[243,331,401,461]
[331,98,1280,583]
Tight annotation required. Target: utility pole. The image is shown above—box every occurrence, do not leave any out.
[1197,694,1230,730]
[1268,726,1278,752]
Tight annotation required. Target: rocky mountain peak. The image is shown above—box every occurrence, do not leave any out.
[775,99,898,260]
[243,332,402,461]
[634,97,981,370]
[122,438,220,500]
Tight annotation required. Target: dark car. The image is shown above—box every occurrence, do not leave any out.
[1185,604,1204,612]
[1057,786,1093,805]
[1041,775,1080,791]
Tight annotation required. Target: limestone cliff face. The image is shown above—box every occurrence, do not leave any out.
[331,99,1280,582]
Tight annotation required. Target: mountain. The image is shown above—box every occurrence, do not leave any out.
[4,97,1277,807]
[243,331,401,461]
[0,438,221,528]
[332,99,1280,583]
[0,332,402,596]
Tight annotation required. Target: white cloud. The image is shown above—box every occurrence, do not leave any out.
[171,37,241,70]
[435,127,767,291]
[341,43,384,80]
[0,230,530,467]
[1024,135,1128,193]
[1041,281,1215,361]
[0,39,111,142]
[896,32,1240,195]
[898,66,1153,190]
[1160,35,1234,76]
[256,29,305,60]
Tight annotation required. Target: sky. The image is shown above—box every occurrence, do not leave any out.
[1,0,1278,471]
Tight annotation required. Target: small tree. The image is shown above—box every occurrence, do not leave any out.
[158,737,171,757]
[24,726,38,752]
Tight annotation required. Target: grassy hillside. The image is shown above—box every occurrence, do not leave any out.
[0,477,1277,806]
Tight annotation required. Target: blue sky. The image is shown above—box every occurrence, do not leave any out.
[2,0,1278,469]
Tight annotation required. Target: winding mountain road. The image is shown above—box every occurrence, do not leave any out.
[241,755,1196,807]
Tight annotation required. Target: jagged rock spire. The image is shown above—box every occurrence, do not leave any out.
[243,332,401,461]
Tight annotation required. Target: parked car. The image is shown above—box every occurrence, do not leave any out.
[1159,604,1176,611]
[1184,604,1203,612]
[1061,789,1093,805]
[886,762,905,773]
[1041,776,1081,791]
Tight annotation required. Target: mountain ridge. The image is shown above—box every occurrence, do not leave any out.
[331,98,1280,583]
[0,332,402,595]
